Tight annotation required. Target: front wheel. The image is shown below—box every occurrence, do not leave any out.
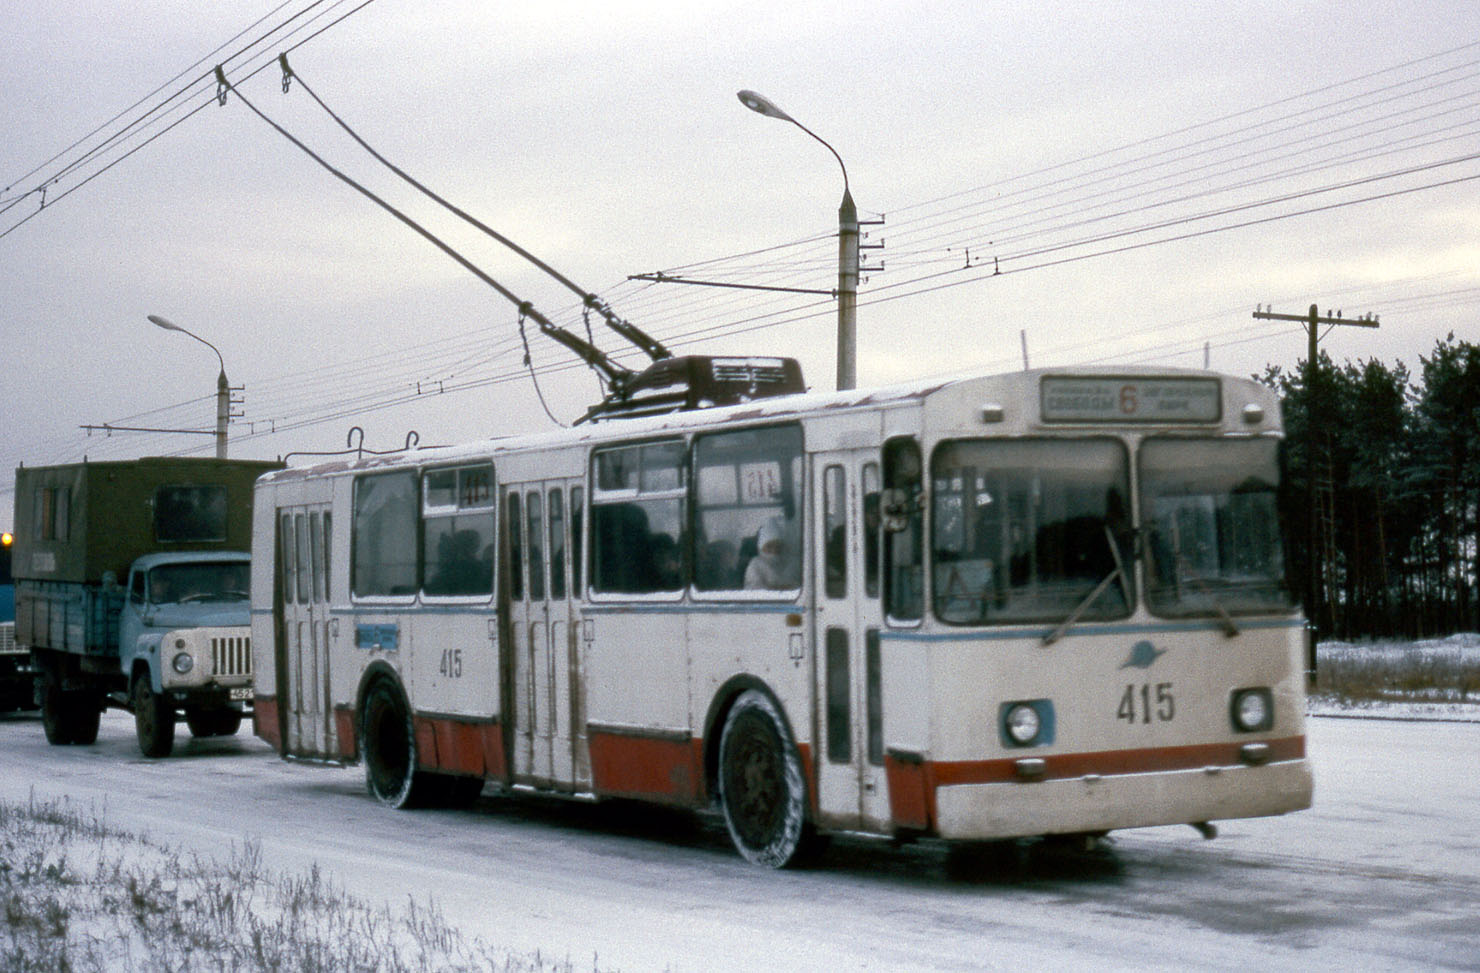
[186,708,243,738]
[717,689,816,868]
[133,674,175,758]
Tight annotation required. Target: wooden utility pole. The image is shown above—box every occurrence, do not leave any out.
[1252,304,1379,680]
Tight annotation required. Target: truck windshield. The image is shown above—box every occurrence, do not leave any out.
[148,562,250,605]
[931,438,1132,625]
[1139,437,1293,617]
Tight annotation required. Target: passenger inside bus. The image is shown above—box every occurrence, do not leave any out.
[744,517,800,590]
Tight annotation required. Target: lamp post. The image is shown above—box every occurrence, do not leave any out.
[148,314,229,458]
[737,90,858,391]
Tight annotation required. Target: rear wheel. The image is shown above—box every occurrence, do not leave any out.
[70,697,101,745]
[133,674,175,758]
[717,689,816,868]
[41,678,99,746]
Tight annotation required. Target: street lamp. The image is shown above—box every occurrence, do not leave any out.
[148,314,229,458]
[738,90,859,391]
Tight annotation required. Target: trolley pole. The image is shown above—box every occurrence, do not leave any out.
[1252,303,1379,680]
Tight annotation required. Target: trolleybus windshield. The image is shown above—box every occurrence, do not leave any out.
[930,438,1132,625]
[1139,437,1293,617]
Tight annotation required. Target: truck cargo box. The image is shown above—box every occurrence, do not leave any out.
[11,457,281,585]
[12,457,281,655]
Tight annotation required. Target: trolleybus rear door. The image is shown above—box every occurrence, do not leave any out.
[812,452,891,832]
[508,482,582,790]
[276,503,335,759]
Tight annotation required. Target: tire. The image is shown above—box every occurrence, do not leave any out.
[133,674,176,758]
[717,689,816,868]
[41,679,73,745]
[186,708,243,738]
[362,678,436,809]
[213,709,243,737]
[41,679,98,746]
[70,697,102,745]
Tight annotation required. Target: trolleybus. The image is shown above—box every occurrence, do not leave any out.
[251,366,1312,866]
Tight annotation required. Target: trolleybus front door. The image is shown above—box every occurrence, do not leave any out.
[812,453,891,832]
[276,503,335,759]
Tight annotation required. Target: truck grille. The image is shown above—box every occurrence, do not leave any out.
[210,633,252,678]
[0,622,17,656]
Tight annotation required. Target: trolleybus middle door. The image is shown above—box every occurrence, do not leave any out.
[812,451,891,832]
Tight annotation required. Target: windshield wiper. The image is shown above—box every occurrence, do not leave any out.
[1154,523,1239,637]
[1043,526,1132,646]
[1173,557,1240,637]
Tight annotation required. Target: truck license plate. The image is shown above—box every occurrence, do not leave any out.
[229,687,253,701]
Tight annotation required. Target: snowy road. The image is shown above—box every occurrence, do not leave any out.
[3,710,1476,971]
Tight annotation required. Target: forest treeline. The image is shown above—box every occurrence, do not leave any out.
[1257,332,1479,640]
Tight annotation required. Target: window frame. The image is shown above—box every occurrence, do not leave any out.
[420,463,496,603]
[689,422,805,603]
[587,438,689,602]
[350,470,421,603]
[926,435,1133,627]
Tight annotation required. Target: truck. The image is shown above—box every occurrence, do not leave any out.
[11,457,281,756]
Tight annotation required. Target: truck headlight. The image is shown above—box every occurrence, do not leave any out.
[1230,688,1273,732]
[171,652,195,675]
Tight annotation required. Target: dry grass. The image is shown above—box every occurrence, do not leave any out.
[1315,634,1480,705]
[0,793,602,972]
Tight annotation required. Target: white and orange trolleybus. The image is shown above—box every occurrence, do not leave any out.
[251,366,1313,866]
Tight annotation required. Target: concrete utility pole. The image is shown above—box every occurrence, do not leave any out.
[1252,303,1379,679]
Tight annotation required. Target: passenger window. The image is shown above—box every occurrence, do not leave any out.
[591,441,686,595]
[693,425,803,595]
[423,465,495,597]
[351,472,418,597]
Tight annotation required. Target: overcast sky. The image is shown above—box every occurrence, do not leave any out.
[4,1,1478,533]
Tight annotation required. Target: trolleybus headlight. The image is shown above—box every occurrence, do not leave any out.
[1006,699,1041,743]
[171,652,195,676]
[1230,688,1273,733]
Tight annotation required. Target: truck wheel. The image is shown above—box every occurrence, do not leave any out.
[186,708,242,738]
[213,709,243,737]
[362,678,436,809]
[70,696,102,745]
[717,689,816,868]
[41,680,71,745]
[132,674,176,758]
